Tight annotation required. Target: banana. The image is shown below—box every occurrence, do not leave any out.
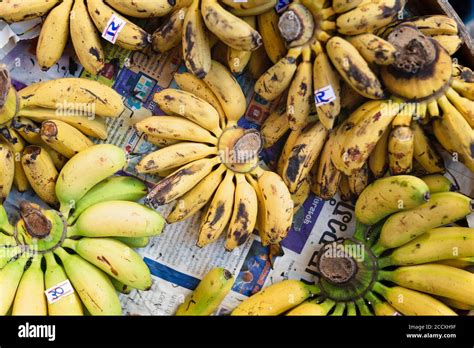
[226,16,255,74]
[68,175,147,224]
[220,0,269,9]
[412,122,444,174]
[355,175,429,225]
[40,120,93,158]
[405,15,458,36]
[0,204,14,235]
[86,0,150,50]
[18,78,124,118]
[17,107,108,140]
[278,3,314,48]
[287,48,312,130]
[225,174,258,251]
[388,126,414,175]
[260,103,289,149]
[0,84,19,125]
[247,45,272,80]
[154,89,221,135]
[380,264,474,306]
[251,168,293,246]
[36,0,73,70]
[63,237,152,290]
[445,87,474,127]
[1,127,30,192]
[277,129,301,177]
[0,140,14,202]
[380,227,474,269]
[167,164,225,223]
[70,0,105,75]
[327,36,385,100]
[336,0,405,35]
[286,298,335,316]
[432,35,462,56]
[330,302,346,316]
[368,127,389,178]
[0,0,61,23]
[135,116,217,145]
[438,297,474,311]
[21,145,58,206]
[257,8,286,64]
[0,254,28,315]
[339,174,353,202]
[312,134,341,200]
[105,0,174,17]
[435,95,474,172]
[11,117,41,145]
[146,156,220,206]
[44,252,83,315]
[201,0,262,51]
[231,280,319,316]
[152,8,187,53]
[227,0,276,16]
[451,79,474,101]
[114,236,149,249]
[365,292,400,316]
[197,170,234,247]
[347,301,357,316]
[374,192,473,253]
[68,200,165,238]
[182,0,211,78]
[174,72,226,128]
[281,121,328,193]
[143,134,179,148]
[421,174,457,193]
[313,51,341,130]
[55,144,127,217]
[136,142,216,174]
[12,255,47,315]
[335,100,401,175]
[203,60,247,123]
[254,48,301,101]
[347,162,369,197]
[176,267,234,315]
[373,283,456,316]
[54,247,122,315]
[43,146,68,171]
[346,34,397,65]
[292,177,310,213]
[332,0,362,13]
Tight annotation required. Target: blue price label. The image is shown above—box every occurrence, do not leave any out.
[314,85,337,106]
[102,15,126,44]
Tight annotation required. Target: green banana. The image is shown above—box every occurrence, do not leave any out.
[0,204,13,235]
[54,247,122,315]
[176,268,234,315]
[373,192,473,253]
[114,236,150,248]
[68,176,147,224]
[0,253,28,315]
[421,174,458,193]
[355,175,430,225]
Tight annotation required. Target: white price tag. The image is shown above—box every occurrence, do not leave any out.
[314,85,336,106]
[45,280,75,304]
[102,14,126,44]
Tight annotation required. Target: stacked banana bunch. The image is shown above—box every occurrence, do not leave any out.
[0,0,174,74]
[0,144,166,316]
[0,69,124,205]
[229,175,474,316]
[134,60,293,251]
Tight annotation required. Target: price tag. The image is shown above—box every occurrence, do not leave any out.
[45,280,75,304]
[276,0,291,13]
[314,85,337,106]
[102,14,126,44]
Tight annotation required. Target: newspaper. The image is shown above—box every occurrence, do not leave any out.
[1,15,473,316]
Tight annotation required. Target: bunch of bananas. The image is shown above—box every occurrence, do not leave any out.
[229,175,474,316]
[0,144,166,315]
[134,60,293,251]
[0,0,175,74]
[0,70,124,204]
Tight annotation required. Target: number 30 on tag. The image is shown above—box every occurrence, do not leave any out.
[314,85,336,106]
[45,280,75,304]
[102,15,126,44]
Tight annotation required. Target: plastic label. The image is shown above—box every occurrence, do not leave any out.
[45,279,75,304]
[102,14,126,44]
[315,85,336,106]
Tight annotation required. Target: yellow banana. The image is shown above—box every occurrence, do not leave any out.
[339,174,353,202]
[232,280,319,315]
[0,140,14,201]
[287,48,312,130]
[312,133,341,200]
[152,8,186,53]
[227,0,276,16]
[292,177,310,213]
[176,268,234,315]
[225,174,258,251]
[388,126,414,175]
[332,0,362,13]
[257,8,286,64]
[21,145,58,206]
[0,0,61,23]
[146,156,220,206]
[277,129,301,177]
[226,16,255,74]
[0,127,30,192]
[70,0,105,75]
[0,82,19,125]
[197,170,235,248]
[247,45,272,80]
[445,87,474,127]
[412,122,444,174]
[154,88,221,135]
[36,0,73,70]
[327,36,385,100]
[135,116,217,144]
[451,79,474,100]
[346,33,397,65]
[167,164,226,223]
[260,103,289,148]
[201,0,262,51]
[40,120,93,158]
[405,15,458,36]
[432,35,462,55]
[0,254,28,315]
[368,127,389,178]
[105,0,174,18]
[347,162,369,197]
[420,174,457,193]
[365,292,400,316]
[87,0,150,50]
[286,298,335,316]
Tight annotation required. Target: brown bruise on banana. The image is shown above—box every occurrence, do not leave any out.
[184,22,207,79]
[96,255,119,276]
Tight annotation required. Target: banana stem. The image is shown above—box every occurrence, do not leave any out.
[364,291,382,306]
[0,221,14,235]
[356,298,373,316]
[66,225,78,238]
[320,298,336,313]
[377,257,393,269]
[371,241,386,257]
[352,220,368,242]
[61,238,77,250]
[372,282,388,297]
[377,270,392,282]
[346,302,357,316]
[53,246,69,260]
[307,283,321,296]
[330,302,345,316]
[43,252,57,267]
